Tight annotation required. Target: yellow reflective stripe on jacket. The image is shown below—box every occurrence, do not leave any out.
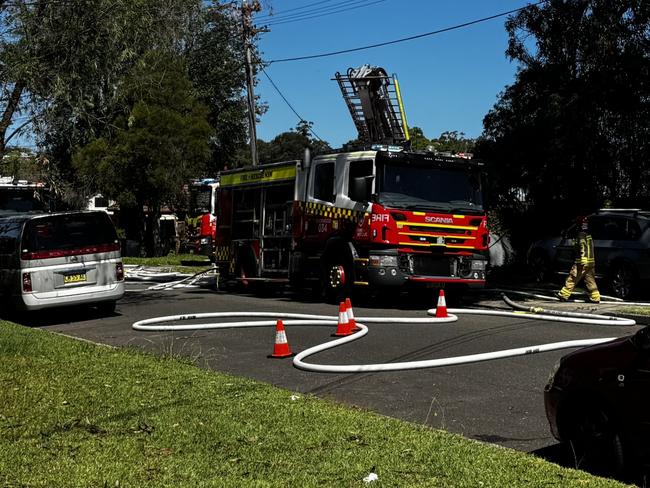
[574,234,595,264]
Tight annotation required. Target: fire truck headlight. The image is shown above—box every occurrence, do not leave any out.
[200,237,209,244]
[369,255,397,267]
[470,260,486,271]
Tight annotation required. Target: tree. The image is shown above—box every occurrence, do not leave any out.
[479,0,650,240]
[255,121,331,164]
[73,53,212,255]
[408,126,430,150]
[186,1,261,172]
[431,131,475,154]
[0,0,202,159]
[0,148,44,181]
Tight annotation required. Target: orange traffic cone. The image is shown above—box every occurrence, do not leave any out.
[435,289,449,318]
[333,302,353,336]
[345,297,360,332]
[269,320,294,358]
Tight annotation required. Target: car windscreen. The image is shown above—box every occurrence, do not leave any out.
[21,212,118,258]
[376,162,483,214]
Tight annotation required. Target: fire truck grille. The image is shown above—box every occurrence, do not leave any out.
[409,255,451,276]
[405,225,468,235]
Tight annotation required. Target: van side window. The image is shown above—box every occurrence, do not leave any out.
[348,160,373,202]
[313,162,334,203]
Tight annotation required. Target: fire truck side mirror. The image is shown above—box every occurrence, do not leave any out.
[301,147,312,170]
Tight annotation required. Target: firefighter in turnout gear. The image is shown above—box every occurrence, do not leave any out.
[556,216,601,303]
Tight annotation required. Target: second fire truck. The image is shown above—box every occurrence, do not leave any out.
[213,66,488,300]
[183,178,218,257]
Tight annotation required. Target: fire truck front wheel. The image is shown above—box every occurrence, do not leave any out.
[322,257,353,304]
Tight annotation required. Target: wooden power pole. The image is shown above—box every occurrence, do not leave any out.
[242,0,262,166]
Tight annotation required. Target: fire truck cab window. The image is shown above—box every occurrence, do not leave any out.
[347,160,374,202]
[313,162,335,203]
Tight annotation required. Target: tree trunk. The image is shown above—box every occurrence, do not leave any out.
[0,81,25,158]
[144,202,162,257]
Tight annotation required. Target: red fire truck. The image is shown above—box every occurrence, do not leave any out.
[213,66,488,300]
[184,178,218,257]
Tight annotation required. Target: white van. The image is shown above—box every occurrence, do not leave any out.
[0,211,124,312]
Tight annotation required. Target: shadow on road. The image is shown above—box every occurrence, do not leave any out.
[1,290,207,327]
[215,281,485,311]
[532,443,648,486]
[1,305,120,327]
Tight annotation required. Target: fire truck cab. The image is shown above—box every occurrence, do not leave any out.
[297,147,487,299]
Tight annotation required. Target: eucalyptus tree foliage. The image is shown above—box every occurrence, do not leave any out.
[0,0,201,174]
[253,121,331,165]
[1,0,258,187]
[479,0,650,236]
[186,1,255,172]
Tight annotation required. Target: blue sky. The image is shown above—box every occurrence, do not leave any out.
[254,0,532,147]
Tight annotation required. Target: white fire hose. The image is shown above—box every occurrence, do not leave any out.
[132,297,637,374]
[125,265,218,290]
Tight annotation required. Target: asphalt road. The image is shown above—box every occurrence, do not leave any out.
[11,283,643,464]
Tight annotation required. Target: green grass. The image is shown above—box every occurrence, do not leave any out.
[123,253,211,266]
[0,321,628,488]
[617,306,650,316]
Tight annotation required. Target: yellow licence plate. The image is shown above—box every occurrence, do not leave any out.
[64,273,87,284]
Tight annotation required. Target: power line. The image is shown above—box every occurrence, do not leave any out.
[255,0,337,20]
[264,0,387,27]
[259,0,382,25]
[260,67,325,143]
[268,1,546,63]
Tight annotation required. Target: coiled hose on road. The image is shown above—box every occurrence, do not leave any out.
[125,265,218,290]
[132,296,637,374]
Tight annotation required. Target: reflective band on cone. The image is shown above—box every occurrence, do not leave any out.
[345,297,360,332]
[333,302,353,336]
[435,289,449,318]
[269,320,294,358]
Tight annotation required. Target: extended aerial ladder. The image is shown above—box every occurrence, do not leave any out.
[334,65,410,146]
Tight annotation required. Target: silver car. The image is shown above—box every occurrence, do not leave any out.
[527,209,650,299]
[0,210,124,312]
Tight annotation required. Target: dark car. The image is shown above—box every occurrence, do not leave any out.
[544,326,650,477]
[528,209,650,299]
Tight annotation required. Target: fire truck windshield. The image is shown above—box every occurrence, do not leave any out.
[376,162,483,214]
